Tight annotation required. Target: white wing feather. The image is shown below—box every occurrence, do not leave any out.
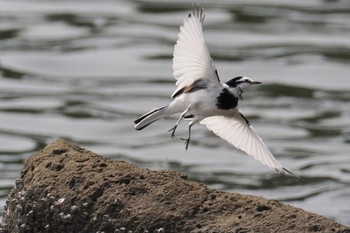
[172,7,219,98]
[201,110,295,176]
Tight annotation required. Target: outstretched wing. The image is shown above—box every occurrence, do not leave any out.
[172,6,220,98]
[201,110,296,176]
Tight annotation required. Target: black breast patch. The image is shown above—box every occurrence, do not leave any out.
[216,88,238,110]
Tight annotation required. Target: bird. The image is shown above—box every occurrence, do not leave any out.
[134,6,295,176]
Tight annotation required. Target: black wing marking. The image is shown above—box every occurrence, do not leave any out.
[172,79,207,98]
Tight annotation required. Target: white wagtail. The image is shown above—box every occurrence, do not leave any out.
[134,6,295,176]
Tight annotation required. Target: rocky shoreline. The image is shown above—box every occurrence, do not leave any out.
[1,139,349,233]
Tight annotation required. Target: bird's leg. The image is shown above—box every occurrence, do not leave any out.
[168,105,191,138]
[168,125,177,138]
[181,123,193,150]
[181,115,203,150]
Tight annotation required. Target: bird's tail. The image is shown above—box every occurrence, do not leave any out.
[134,106,168,130]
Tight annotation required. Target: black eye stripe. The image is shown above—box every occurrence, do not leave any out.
[236,80,251,84]
[225,77,251,88]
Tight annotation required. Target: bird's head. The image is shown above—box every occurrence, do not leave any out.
[225,76,261,99]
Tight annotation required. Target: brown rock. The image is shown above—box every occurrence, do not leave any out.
[1,139,349,233]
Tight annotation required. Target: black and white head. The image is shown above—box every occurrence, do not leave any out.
[225,76,262,99]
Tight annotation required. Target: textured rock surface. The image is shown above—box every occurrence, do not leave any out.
[1,139,349,233]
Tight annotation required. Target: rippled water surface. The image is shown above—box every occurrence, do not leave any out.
[1,0,350,225]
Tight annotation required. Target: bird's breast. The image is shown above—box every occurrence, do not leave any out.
[215,88,238,110]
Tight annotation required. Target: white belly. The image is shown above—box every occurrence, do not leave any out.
[167,88,233,117]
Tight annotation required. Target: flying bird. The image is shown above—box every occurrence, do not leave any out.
[134,6,295,176]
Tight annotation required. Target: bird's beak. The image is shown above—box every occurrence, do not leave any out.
[252,81,262,85]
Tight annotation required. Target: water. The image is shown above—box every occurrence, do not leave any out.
[1,0,350,225]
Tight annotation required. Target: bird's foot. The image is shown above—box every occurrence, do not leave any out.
[168,125,177,139]
[181,137,190,150]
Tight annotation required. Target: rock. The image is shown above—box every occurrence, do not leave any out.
[1,139,349,233]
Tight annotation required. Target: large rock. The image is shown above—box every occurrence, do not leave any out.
[1,139,349,233]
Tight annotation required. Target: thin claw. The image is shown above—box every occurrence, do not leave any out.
[168,126,177,138]
[168,105,191,139]
[181,137,190,150]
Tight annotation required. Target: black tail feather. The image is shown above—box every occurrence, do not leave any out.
[134,106,166,124]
